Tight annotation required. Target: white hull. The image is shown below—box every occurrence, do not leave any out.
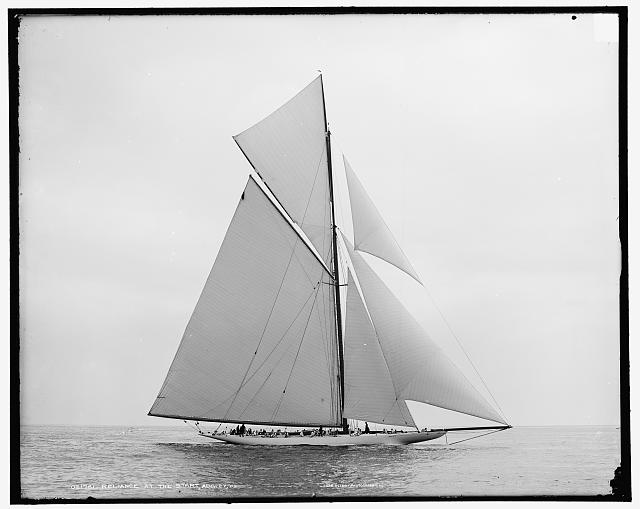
[201,430,446,446]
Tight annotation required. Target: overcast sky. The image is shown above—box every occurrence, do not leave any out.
[18,12,620,427]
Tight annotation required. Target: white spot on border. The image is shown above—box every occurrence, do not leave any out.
[593,14,618,43]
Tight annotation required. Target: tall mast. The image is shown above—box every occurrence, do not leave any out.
[320,75,348,433]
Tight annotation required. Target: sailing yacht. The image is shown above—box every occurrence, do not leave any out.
[148,75,509,446]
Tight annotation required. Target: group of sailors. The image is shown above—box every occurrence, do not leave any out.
[226,425,294,437]
[201,420,427,438]
[222,422,389,438]
[226,425,336,437]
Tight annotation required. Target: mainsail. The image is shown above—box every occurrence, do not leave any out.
[343,156,422,284]
[150,177,340,427]
[342,234,506,425]
[234,76,333,268]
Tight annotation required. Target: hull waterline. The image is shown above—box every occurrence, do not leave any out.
[200,430,446,446]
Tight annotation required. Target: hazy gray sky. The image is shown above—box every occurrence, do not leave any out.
[18,12,620,427]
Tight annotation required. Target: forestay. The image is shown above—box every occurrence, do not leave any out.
[150,177,341,427]
[234,76,333,268]
[343,156,422,284]
[343,273,416,428]
[343,234,506,425]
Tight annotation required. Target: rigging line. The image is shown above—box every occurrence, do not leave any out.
[209,284,320,418]
[316,285,339,420]
[183,419,202,434]
[271,204,329,290]
[327,134,352,238]
[222,235,303,421]
[334,233,350,347]
[400,400,415,428]
[321,274,340,422]
[242,283,320,385]
[380,398,409,427]
[291,141,331,269]
[345,254,405,407]
[335,227,351,268]
[237,346,299,421]
[336,233,351,283]
[321,281,341,422]
[288,241,327,289]
[447,428,507,446]
[250,175,332,278]
[313,275,331,406]
[420,281,508,423]
[237,286,321,420]
[272,284,321,422]
[345,233,504,424]
[317,279,333,404]
[316,284,330,409]
[321,156,331,271]
[271,146,329,289]
[300,142,327,225]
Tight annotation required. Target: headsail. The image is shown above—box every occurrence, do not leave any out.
[343,156,422,284]
[342,234,506,425]
[343,272,416,427]
[149,177,341,427]
[234,76,333,267]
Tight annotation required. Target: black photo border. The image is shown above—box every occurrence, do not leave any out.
[8,5,630,503]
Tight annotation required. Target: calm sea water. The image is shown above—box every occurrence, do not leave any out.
[20,425,620,499]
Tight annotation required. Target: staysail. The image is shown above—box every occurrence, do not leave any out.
[344,156,422,284]
[149,177,341,427]
[342,234,506,425]
[234,76,333,267]
[343,272,416,427]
